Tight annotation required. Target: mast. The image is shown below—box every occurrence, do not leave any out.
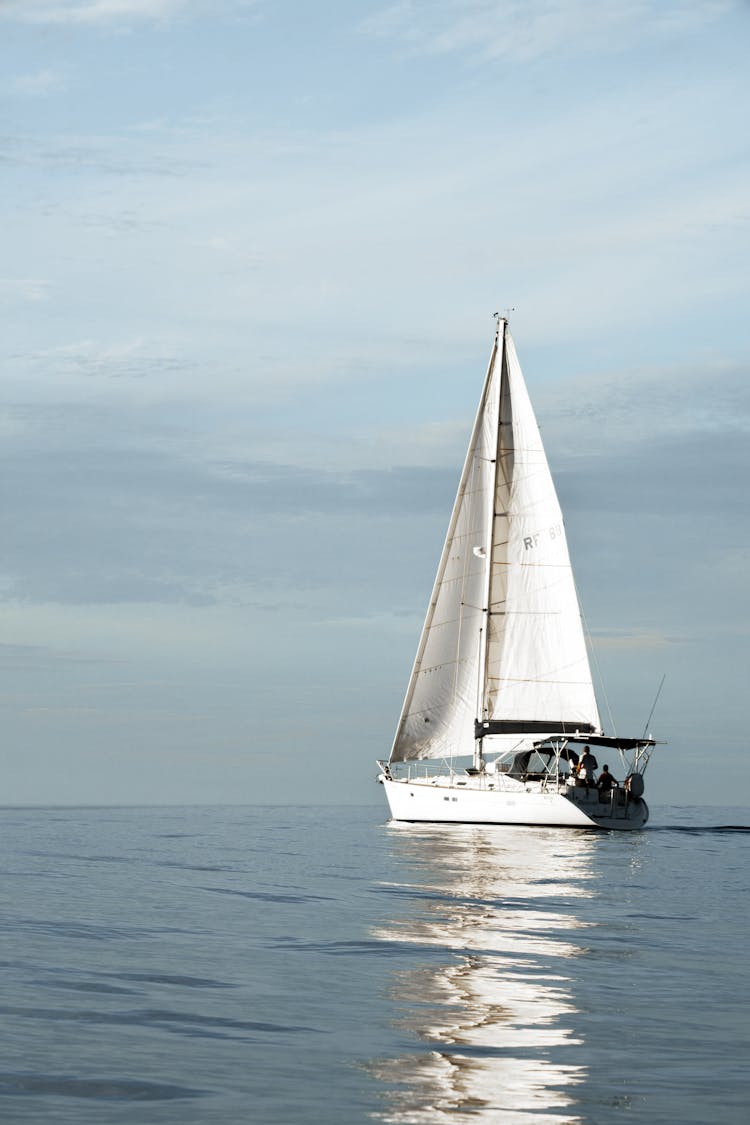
[473,315,505,771]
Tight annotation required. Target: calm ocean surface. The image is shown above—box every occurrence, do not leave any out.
[0,804,747,1124]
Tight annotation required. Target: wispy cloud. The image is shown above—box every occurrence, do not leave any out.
[540,357,750,459]
[9,69,67,96]
[0,417,449,608]
[7,134,204,177]
[0,0,189,24]
[0,0,257,26]
[0,278,52,302]
[22,337,189,380]
[361,0,736,61]
[590,630,678,651]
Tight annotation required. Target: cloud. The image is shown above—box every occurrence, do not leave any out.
[0,641,120,668]
[0,278,52,302]
[20,337,189,381]
[361,0,736,62]
[3,336,746,622]
[538,357,750,456]
[9,69,68,97]
[0,0,256,26]
[0,0,190,24]
[0,414,451,608]
[590,630,679,651]
[556,429,750,528]
[5,134,204,177]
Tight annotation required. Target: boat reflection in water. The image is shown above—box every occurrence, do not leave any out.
[370,824,598,1124]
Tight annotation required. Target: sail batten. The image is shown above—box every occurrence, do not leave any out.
[389,323,600,765]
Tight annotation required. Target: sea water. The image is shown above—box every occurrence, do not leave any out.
[0,804,747,1124]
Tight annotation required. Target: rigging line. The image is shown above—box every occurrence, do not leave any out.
[642,674,666,739]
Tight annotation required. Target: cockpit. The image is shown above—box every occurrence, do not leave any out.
[504,744,580,782]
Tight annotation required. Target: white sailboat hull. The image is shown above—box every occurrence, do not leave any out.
[382,777,649,831]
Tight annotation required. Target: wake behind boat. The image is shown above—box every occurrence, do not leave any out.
[378,317,656,830]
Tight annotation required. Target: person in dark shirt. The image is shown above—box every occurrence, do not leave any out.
[577,746,598,783]
[597,764,617,794]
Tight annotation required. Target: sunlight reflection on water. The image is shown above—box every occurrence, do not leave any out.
[370,824,599,1123]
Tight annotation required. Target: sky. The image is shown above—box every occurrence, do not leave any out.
[1,0,749,808]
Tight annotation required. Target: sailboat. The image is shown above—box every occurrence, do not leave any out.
[378,317,656,830]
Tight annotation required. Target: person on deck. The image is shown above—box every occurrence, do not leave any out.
[597,764,617,794]
[577,746,598,784]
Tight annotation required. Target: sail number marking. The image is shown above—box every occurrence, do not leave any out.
[523,523,564,550]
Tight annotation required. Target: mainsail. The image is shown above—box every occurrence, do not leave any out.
[390,321,600,764]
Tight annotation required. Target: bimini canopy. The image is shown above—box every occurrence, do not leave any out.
[559,735,656,751]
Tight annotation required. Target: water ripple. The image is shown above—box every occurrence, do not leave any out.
[649,825,750,833]
[200,885,333,904]
[108,971,233,989]
[0,1005,319,1040]
[0,1072,205,1101]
